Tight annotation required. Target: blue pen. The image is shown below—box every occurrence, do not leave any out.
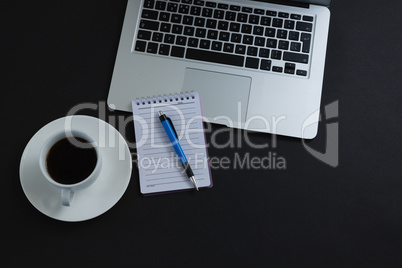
[159,111,199,191]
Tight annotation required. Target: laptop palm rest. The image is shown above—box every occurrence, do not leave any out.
[182,68,251,126]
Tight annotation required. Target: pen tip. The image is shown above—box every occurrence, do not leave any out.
[158,111,163,116]
[190,176,199,191]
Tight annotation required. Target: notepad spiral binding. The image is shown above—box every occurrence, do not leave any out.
[134,92,196,106]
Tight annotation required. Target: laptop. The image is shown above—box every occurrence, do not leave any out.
[108,0,331,139]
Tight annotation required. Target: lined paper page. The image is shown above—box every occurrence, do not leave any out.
[132,92,212,194]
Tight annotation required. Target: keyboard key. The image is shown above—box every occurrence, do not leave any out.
[242,35,253,45]
[278,40,289,50]
[206,19,217,28]
[194,17,205,27]
[254,36,265,46]
[171,46,185,57]
[260,59,271,71]
[283,51,309,63]
[303,15,314,22]
[194,0,205,6]
[152,32,164,42]
[218,21,229,30]
[237,13,248,23]
[301,33,311,53]
[190,6,202,15]
[135,40,147,52]
[183,16,194,25]
[296,21,313,32]
[245,57,259,69]
[137,30,152,40]
[142,9,159,20]
[265,28,275,37]
[229,22,241,32]
[144,0,154,9]
[242,7,253,13]
[267,39,277,48]
[199,39,210,49]
[259,48,270,58]
[213,9,225,19]
[278,12,289,18]
[146,42,158,53]
[218,3,228,9]
[167,3,178,12]
[277,30,288,39]
[195,28,206,38]
[211,41,223,51]
[289,31,299,41]
[290,42,301,52]
[159,44,170,55]
[202,7,213,17]
[207,30,218,39]
[160,23,171,32]
[179,4,190,14]
[231,33,241,43]
[155,1,167,10]
[296,70,308,76]
[254,9,264,15]
[271,50,282,60]
[139,20,159,31]
[171,14,182,23]
[284,20,295,29]
[225,11,236,21]
[206,1,216,8]
[272,66,283,73]
[272,18,283,28]
[235,44,246,54]
[230,5,241,11]
[223,43,234,53]
[188,37,199,47]
[260,16,271,26]
[266,10,277,16]
[291,14,301,20]
[175,36,187,45]
[241,24,252,34]
[186,48,245,67]
[172,24,183,34]
[249,15,260,24]
[164,34,175,43]
[159,12,170,21]
[247,46,258,56]
[284,63,296,74]
[253,26,264,36]
[219,31,230,41]
[184,26,195,36]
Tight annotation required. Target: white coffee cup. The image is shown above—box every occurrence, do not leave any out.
[39,130,102,206]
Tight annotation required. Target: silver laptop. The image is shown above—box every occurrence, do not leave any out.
[108,0,331,139]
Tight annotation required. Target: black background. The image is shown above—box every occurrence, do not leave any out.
[2,0,401,266]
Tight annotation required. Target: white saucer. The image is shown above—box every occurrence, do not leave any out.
[20,115,132,222]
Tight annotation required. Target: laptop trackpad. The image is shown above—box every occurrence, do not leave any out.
[182,68,251,124]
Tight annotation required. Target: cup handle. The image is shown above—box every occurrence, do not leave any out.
[61,189,74,206]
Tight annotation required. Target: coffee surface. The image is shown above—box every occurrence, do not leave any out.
[46,137,97,184]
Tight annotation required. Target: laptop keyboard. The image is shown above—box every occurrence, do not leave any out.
[134,0,314,77]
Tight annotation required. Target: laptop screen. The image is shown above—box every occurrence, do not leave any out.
[253,0,332,6]
[293,0,332,6]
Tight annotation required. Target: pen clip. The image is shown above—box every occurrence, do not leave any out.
[166,116,179,139]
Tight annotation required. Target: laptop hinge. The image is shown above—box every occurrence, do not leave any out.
[252,0,310,9]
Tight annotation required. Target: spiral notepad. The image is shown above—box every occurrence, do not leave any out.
[131,92,212,195]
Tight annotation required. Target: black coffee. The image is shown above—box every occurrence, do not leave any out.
[46,137,97,185]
